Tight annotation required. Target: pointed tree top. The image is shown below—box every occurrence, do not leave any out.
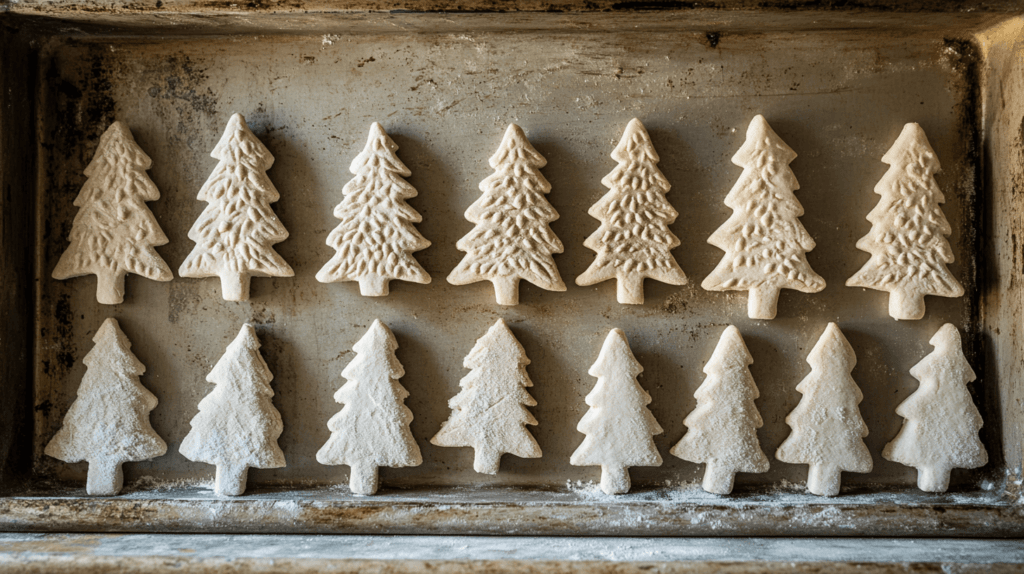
[807,322,856,369]
[489,124,546,169]
[211,113,274,168]
[466,319,529,368]
[355,122,410,177]
[611,118,658,163]
[90,318,145,374]
[94,317,128,346]
[590,328,643,378]
[229,323,262,354]
[733,114,797,167]
[86,121,153,175]
[881,122,940,171]
[706,325,752,372]
[355,318,398,354]
[930,322,961,349]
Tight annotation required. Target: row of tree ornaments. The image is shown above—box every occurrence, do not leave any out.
[55,113,962,320]
[46,317,985,499]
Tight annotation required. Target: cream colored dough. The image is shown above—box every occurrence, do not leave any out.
[576,119,688,305]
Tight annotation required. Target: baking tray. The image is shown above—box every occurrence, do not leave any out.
[0,1,1022,536]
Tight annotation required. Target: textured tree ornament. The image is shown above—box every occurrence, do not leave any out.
[317,319,422,495]
[670,326,768,495]
[431,319,542,474]
[179,113,294,301]
[883,324,986,492]
[52,121,173,305]
[702,115,825,320]
[447,124,565,305]
[847,123,964,321]
[316,123,431,296]
[576,119,688,305]
[179,324,285,496]
[776,323,872,496]
[570,328,663,495]
[44,318,167,495]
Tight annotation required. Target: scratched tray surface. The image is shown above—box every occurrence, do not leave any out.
[33,28,984,493]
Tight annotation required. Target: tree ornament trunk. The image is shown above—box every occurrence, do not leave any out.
[349,462,380,495]
[889,288,926,321]
[702,462,736,495]
[358,274,390,297]
[617,275,645,305]
[96,271,126,305]
[747,285,780,320]
[807,464,841,497]
[917,466,951,493]
[215,464,248,496]
[492,277,520,306]
[473,448,502,475]
[221,273,251,302]
[86,459,124,496]
[600,465,631,495]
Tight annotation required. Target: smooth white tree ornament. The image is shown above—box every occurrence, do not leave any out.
[570,328,663,495]
[670,326,768,494]
[847,123,963,320]
[776,323,872,496]
[317,319,422,495]
[576,119,688,305]
[45,318,167,495]
[883,324,986,492]
[431,319,542,473]
[448,124,565,305]
[179,113,294,301]
[52,121,173,305]
[179,324,285,496]
[316,123,431,296]
[702,115,825,320]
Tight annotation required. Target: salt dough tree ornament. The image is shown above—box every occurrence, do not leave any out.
[52,121,173,305]
[702,115,825,319]
[847,123,964,320]
[44,318,167,495]
[570,328,663,495]
[431,319,542,473]
[776,323,872,496]
[576,119,688,304]
[883,324,986,492]
[448,124,565,305]
[179,324,285,496]
[179,113,294,301]
[317,319,422,495]
[316,123,431,296]
[670,326,768,495]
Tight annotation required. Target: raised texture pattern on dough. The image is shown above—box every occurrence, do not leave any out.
[316,123,431,296]
[702,115,825,320]
[179,324,285,496]
[883,324,986,492]
[44,318,167,495]
[179,113,294,301]
[317,319,422,495]
[447,124,565,306]
[431,319,541,474]
[847,123,963,320]
[670,326,768,494]
[576,119,688,305]
[52,121,172,305]
[776,323,872,496]
[570,328,663,495]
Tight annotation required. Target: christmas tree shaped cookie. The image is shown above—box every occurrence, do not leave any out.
[179,324,285,496]
[883,324,986,492]
[431,319,542,473]
[847,123,963,320]
[571,328,663,494]
[670,326,768,495]
[447,124,565,305]
[317,319,422,495]
[179,113,294,301]
[702,115,825,319]
[53,121,172,305]
[316,123,431,296]
[576,119,688,305]
[776,323,872,496]
[45,318,167,495]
